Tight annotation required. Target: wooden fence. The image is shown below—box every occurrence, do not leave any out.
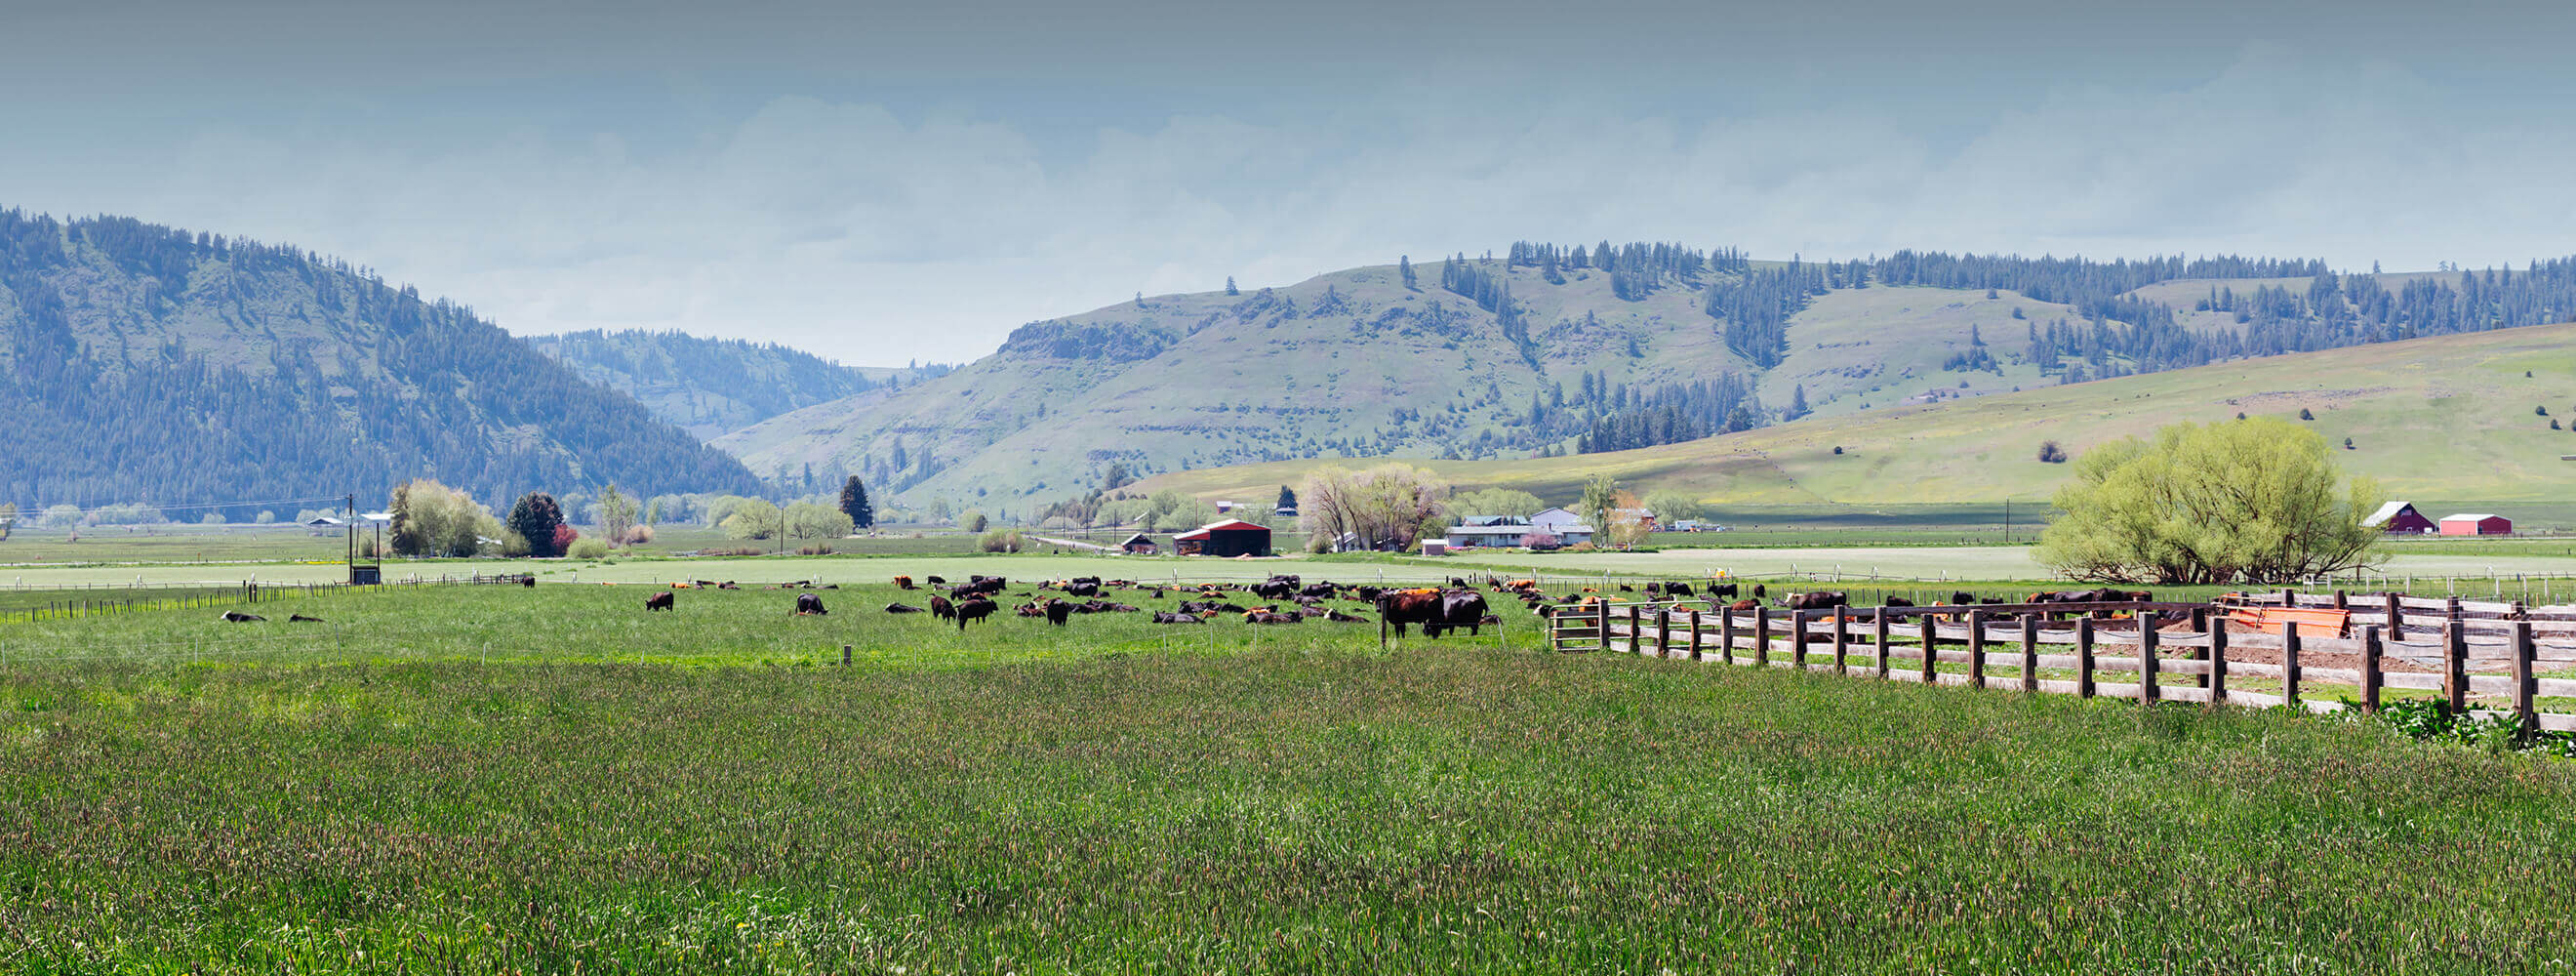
[0,572,537,626]
[1549,598,2576,735]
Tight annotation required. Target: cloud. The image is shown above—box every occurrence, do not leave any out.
[5,44,2572,366]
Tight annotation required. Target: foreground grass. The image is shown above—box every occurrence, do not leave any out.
[6,638,2576,973]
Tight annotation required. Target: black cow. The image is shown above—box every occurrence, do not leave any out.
[795,593,828,616]
[1434,590,1493,636]
[886,602,925,614]
[1045,600,1075,626]
[1780,591,1848,611]
[954,596,997,630]
[520,576,537,589]
[1711,584,1739,598]
[1151,611,1205,624]
[930,595,955,621]
[645,591,675,612]
[288,613,325,623]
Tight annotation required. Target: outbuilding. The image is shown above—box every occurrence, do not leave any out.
[1174,518,1272,556]
[2439,513,2513,536]
[2365,501,2437,534]
[1119,532,1160,555]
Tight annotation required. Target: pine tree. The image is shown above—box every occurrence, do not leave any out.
[1226,276,1238,296]
[839,474,874,529]
[1399,256,1417,290]
[507,492,567,558]
[1276,484,1298,510]
[1789,385,1809,420]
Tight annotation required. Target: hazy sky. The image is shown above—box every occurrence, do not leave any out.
[7,0,2574,364]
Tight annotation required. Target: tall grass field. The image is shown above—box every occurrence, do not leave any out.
[4,581,2574,972]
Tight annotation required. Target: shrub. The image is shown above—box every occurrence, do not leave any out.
[566,537,611,560]
[702,546,763,557]
[2037,440,2069,464]
[2035,418,2382,584]
[1831,446,1844,455]
[978,529,1025,552]
[2298,408,2314,421]
[551,524,581,555]
[795,543,835,556]
[2540,405,2552,417]
[623,524,656,546]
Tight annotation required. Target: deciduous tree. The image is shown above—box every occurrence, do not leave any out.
[2034,419,2382,585]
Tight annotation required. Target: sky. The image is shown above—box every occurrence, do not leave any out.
[6,0,2575,365]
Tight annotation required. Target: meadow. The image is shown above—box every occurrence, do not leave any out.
[5,577,2576,972]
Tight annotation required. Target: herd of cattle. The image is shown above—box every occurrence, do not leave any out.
[618,573,2162,635]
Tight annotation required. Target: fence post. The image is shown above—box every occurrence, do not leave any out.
[1687,609,1703,662]
[1629,605,1643,656]
[2019,614,2039,692]
[1720,606,1737,665]
[2384,592,2403,641]
[2282,624,2302,710]
[1595,601,1611,654]
[1791,610,1810,670]
[1831,606,1849,675]
[1754,607,1771,668]
[2208,624,2229,707]
[1965,610,1987,689]
[1918,613,1938,683]
[842,644,852,666]
[2444,621,2469,714]
[2515,621,2537,741]
[2140,611,2161,703]
[1655,608,1670,660]
[2361,624,2384,713]
[1872,609,1891,679]
[2075,617,2095,698]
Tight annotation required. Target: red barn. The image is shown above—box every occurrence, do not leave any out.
[1173,518,1272,557]
[2438,513,2512,536]
[2366,501,2437,535]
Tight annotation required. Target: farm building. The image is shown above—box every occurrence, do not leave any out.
[1528,508,1584,535]
[1443,524,1533,549]
[1420,540,1448,556]
[1174,518,1271,556]
[2365,501,2437,534]
[1118,532,1159,554]
[2439,513,2513,536]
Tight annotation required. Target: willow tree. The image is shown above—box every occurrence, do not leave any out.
[2034,419,2383,585]
[1300,464,1450,551]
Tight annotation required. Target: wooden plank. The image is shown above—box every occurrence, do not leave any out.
[1753,607,1771,668]
[2139,611,2160,704]
[2516,622,2538,737]
[1918,613,1938,684]
[2382,671,2444,692]
[2231,689,2286,709]
[2020,615,2039,692]
[2076,617,2096,699]
[2209,625,2229,706]
[1965,610,1988,689]
[2301,665,2363,685]
[2034,678,2081,695]
[2094,680,2147,701]
[2540,712,2576,733]
[2445,622,2469,712]
[1873,609,1891,679]
[2535,677,2576,698]
[2159,686,2213,705]
[1831,606,1849,675]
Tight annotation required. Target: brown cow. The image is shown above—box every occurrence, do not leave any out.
[645,591,675,612]
[930,595,954,621]
[895,575,915,590]
[954,596,997,630]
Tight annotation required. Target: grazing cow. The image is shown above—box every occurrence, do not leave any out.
[930,595,955,621]
[644,592,675,612]
[521,576,537,589]
[895,575,915,590]
[1781,591,1848,611]
[954,596,997,630]
[1045,600,1074,627]
[795,593,828,616]
[926,576,946,585]
[1751,584,1767,599]
[1150,611,1205,624]
[886,602,925,614]
[1711,584,1739,599]
[288,613,324,623]
[1377,589,1446,636]
[1436,590,1494,635]
[1883,595,1915,608]
[1950,591,1980,606]
[219,611,266,623]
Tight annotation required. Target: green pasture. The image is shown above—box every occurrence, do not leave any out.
[6,578,2576,972]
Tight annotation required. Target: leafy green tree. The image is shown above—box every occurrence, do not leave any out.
[390,479,500,557]
[786,500,854,540]
[1642,490,1704,524]
[961,509,989,533]
[0,502,15,541]
[2034,419,2383,585]
[838,475,874,529]
[1453,488,1545,519]
[507,493,569,557]
[597,483,638,548]
[721,499,783,541]
[1578,473,1620,537]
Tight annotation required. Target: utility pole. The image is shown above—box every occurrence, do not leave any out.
[345,493,356,583]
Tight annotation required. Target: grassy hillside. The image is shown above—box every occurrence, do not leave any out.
[0,212,763,512]
[718,257,1760,507]
[525,329,949,441]
[1136,320,2576,507]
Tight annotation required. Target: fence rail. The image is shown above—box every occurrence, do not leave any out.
[1550,599,2575,736]
[0,573,536,626]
